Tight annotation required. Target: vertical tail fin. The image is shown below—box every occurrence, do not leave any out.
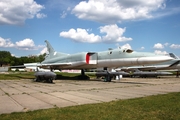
[44,40,69,60]
[45,40,55,55]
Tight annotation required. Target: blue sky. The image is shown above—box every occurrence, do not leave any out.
[0,0,180,57]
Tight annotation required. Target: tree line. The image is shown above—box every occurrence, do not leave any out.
[0,51,46,67]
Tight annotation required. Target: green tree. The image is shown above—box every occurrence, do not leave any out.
[0,51,12,66]
[38,53,46,62]
[0,51,46,66]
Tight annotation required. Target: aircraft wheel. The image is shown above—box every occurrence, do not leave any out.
[48,78,53,83]
[35,77,40,82]
[107,76,112,82]
[34,78,37,82]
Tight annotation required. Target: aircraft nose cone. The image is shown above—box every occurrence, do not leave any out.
[137,56,173,65]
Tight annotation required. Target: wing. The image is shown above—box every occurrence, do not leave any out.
[40,63,72,69]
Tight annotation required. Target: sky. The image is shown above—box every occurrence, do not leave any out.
[0,0,180,57]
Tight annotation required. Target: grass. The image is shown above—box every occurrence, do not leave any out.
[0,72,96,80]
[1,92,180,120]
[0,71,176,80]
[0,72,35,80]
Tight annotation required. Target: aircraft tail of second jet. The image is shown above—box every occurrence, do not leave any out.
[169,53,179,59]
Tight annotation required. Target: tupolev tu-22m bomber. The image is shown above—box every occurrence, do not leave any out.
[33,40,173,82]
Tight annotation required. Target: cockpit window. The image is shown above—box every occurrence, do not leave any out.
[122,49,133,53]
[126,49,133,53]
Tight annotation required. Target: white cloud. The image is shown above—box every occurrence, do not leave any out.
[60,24,132,43]
[100,24,132,42]
[121,44,132,49]
[164,42,169,46]
[153,43,180,50]
[60,11,67,18]
[138,46,145,50]
[153,43,164,49]
[0,0,45,25]
[36,13,47,19]
[0,37,15,47]
[154,50,168,55]
[16,39,35,48]
[60,28,101,43]
[11,53,15,57]
[15,38,44,50]
[67,7,71,11]
[72,0,166,23]
[60,7,72,18]
[40,47,48,55]
[0,37,44,51]
[170,44,180,49]
[115,43,132,49]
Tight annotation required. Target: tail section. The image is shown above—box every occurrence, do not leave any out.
[44,40,69,60]
[168,53,180,67]
[45,40,55,56]
[169,53,179,59]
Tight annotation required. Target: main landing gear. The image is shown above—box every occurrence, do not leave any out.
[95,71,113,82]
[176,71,179,78]
[78,69,90,80]
[104,74,112,82]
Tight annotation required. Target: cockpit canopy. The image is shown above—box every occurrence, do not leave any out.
[108,48,134,54]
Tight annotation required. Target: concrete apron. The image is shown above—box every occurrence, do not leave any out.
[0,77,180,114]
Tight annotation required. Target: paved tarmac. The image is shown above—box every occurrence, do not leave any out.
[0,77,180,114]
